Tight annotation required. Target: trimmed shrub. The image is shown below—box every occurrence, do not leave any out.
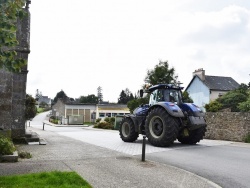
[94,121,114,130]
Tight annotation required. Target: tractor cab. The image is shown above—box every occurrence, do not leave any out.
[142,84,183,106]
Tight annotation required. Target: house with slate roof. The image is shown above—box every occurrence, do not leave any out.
[185,68,240,110]
[37,96,52,108]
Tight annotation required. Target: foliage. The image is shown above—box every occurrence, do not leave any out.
[25,94,37,120]
[205,100,223,112]
[238,98,250,112]
[79,94,98,104]
[97,86,103,103]
[144,60,176,86]
[104,117,115,125]
[18,151,32,159]
[182,91,193,103]
[0,171,92,188]
[39,101,48,108]
[217,91,248,112]
[49,116,58,124]
[0,134,16,155]
[95,118,101,123]
[53,90,68,103]
[118,88,134,104]
[127,97,149,113]
[244,134,250,143]
[94,121,114,130]
[0,0,27,72]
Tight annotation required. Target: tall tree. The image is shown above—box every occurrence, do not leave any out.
[79,94,98,104]
[97,86,103,103]
[25,94,37,120]
[118,88,134,104]
[0,0,27,72]
[144,60,176,86]
[53,90,68,103]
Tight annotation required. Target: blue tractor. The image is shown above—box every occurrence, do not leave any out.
[119,84,207,147]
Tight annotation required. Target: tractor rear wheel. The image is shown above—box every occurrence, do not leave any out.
[145,107,179,147]
[119,118,138,142]
[177,126,206,144]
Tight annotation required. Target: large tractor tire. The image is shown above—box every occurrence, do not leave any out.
[119,117,139,142]
[145,107,179,147]
[177,126,206,145]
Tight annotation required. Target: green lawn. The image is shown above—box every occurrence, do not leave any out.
[0,171,92,188]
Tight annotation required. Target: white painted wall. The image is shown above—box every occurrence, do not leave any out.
[186,77,210,110]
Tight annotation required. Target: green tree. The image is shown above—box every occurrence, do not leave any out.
[127,97,149,113]
[53,90,68,103]
[182,91,193,103]
[144,60,176,86]
[0,0,27,72]
[25,94,37,120]
[79,94,98,104]
[217,91,248,112]
[118,88,134,104]
[97,86,103,103]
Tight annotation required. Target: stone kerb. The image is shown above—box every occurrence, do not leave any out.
[205,112,250,142]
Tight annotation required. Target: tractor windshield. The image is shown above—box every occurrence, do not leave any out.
[149,89,182,105]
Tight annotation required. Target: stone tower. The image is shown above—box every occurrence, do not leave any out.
[0,1,31,139]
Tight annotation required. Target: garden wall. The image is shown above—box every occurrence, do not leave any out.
[205,112,250,142]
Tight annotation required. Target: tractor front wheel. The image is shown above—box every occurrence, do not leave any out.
[145,107,179,147]
[119,118,138,142]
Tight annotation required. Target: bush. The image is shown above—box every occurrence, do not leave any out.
[19,151,32,159]
[95,118,101,123]
[94,121,114,130]
[0,135,16,155]
[205,100,222,112]
[244,134,250,143]
[238,99,250,112]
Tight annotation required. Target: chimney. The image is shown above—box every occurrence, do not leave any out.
[193,68,205,81]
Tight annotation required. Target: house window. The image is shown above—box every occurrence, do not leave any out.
[99,113,105,117]
[118,113,124,115]
[112,113,117,117]
[218,93,224,97]
[106,113,111,117]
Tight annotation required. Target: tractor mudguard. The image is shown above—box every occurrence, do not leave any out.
[180,103,205,117]
[188,116,206,130]
[150,102,185,118]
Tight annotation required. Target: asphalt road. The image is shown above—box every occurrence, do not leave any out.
[32,112,250,188]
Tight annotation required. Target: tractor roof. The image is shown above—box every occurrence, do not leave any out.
[147,84,183,93]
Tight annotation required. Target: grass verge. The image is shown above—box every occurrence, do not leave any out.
[0,171,92,188]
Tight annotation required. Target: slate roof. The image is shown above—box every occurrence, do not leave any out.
[204,75,240,91]
[38,96,51,104]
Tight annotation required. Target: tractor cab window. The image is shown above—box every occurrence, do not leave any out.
[149,89,182,105]
[149,89,164,105]
[165,89,182,104]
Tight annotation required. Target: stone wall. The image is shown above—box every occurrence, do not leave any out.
[0,2,31,139]
[205,112,250,142]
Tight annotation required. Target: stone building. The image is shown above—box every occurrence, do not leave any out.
[0,1,31,139]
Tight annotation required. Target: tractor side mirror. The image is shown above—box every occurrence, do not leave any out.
[140,89,144,98]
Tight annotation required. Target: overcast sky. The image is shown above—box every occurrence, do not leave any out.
[27,0,250,102]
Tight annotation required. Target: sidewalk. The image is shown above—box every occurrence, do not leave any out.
[0,126,221,188]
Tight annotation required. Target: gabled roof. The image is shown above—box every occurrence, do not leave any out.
[186,75,240,91]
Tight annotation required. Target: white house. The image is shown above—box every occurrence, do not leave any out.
[185,68,240,110]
